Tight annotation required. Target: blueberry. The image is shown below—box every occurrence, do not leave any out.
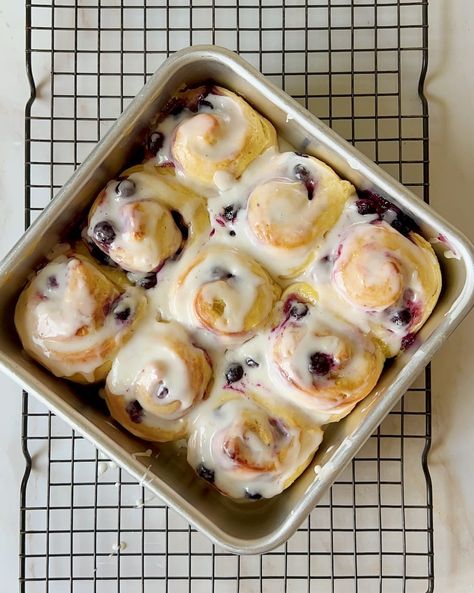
[189,89,214,113]
[245,357,259,368]
[390,214,415,237]
[290,302,309,320]
[148,131,164,154]
[47,275,58,289]
[294,164,315,200]
[308,352,334,376]
[197,463,215,484]
[222,205,239,223]
[169,99,185,116]
[355,199,378,216]
[391,308,412,327]
[126,400,143,423]
[94,221,116,246]
[86,239,115,266]
[154,382,169,400]
[171,210,189,241]
[136,273,158,289]
[114,306,131,322]
[225,363,244,384]
[198,98,214,110]
[210,267,233,281]
[229,230,236,237]
[294,164,310,182]
[245,490,263,500]
[115,178,136,198]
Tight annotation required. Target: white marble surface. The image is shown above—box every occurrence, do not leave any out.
[0,1,473,592]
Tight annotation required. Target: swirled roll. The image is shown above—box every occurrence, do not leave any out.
[247,152,354,253]
[173,246,280,338]
[87,165,209,274]
[14,255,145,383]
[187,393,323,499]
[270,284,384,418]
[331,221,441,353]
[149,85,277,187]
[105,319,212,442]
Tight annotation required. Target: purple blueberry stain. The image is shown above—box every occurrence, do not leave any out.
[269,417,289,438]
[46,275,58,289]
[355,190,418,237]
[308,352,335,376]
[126,400,143,424]
[401,332,416,351]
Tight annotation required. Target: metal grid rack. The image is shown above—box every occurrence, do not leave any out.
[22,1,433,591]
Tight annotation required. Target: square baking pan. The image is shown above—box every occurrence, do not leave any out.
[1,46,473,555]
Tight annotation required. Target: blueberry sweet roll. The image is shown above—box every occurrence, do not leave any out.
[329,221,441,355]
[147,85,277,188]
[245,152,355,276]
[172,246,280,339]
[105,320,212,442]
[14,255,145,383]
[270,284,385,419]
[187,393,323,499]
[87,165,209,275]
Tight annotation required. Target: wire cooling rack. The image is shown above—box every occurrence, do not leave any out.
[22,1,433,591]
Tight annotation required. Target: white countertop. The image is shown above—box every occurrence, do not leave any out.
[1,2,473,592]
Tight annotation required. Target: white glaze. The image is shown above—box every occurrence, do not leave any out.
[152,92,249,187]
[170,246,274,338]
[107,318,210,424]
[18,87,441,500]
[15,256,143,381]
[87,169,201,273]
[187,396,323,499]
[268,300,383,417]
[311,209,436,355]
[203,150,356,277]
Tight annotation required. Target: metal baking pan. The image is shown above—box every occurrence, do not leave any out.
[1,46,473,555]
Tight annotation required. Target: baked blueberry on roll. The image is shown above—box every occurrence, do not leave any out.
[148,85,277,188]
[269,284,385,419]
[172,246,281,338]
[316,218,442,355]
[105,320,212,442]
[87,165,209,274]
[14,255,145,383]
[187,393,323,499]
